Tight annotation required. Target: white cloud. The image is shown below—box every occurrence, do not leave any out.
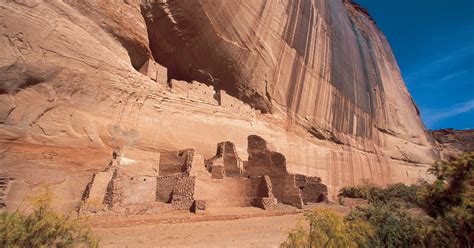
[440,69,469,82]
[405,45,473,84]
[423,99,474,126]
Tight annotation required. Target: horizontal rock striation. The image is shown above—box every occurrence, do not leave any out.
[431,128,474,159]
[0,0,438,205]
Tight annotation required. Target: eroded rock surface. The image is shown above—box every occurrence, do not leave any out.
[431,129,474,159]
[0,0,439,209]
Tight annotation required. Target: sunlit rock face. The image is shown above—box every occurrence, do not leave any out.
[142,0,427,140]
[0,0,438,204]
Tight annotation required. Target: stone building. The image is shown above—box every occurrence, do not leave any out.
[80,135,328,215]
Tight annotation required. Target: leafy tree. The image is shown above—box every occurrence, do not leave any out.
[418,152,473,247]
[282,208,373,248]
[418,153,473,216]
[0,189,98,248]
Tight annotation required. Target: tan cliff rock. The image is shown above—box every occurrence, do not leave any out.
[0,0,438,209]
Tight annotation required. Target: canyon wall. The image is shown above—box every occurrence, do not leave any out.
[0,0,438,206]
[431,129,474,159]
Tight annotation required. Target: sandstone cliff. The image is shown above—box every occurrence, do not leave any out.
[431,128,474,159]
[0,0,438,206]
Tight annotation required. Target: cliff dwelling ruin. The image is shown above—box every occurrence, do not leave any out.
[80,135,328,215]
[77,60,327,215]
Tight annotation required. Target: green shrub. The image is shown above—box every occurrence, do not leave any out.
[346,201,426,247]
[418,152,473,247]
[0,190,98,248]
[338,180,377,200]
[338,181,422,205]
[418,153,473,217]
[281,208,373,248]
[384,183,421,204]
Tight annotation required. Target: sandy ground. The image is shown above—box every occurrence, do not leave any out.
[93,213,303,248]
[90,203,358,247]
[89,206,305,247]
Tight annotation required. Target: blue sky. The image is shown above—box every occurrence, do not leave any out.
[356,0,474,130]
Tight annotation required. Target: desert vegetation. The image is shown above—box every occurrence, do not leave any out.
[283,153,473,247]
[0,189,98,248]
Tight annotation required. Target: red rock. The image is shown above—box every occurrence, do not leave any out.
[0,0,440,208]
[431,128,474,159]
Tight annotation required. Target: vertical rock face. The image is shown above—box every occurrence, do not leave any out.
[142,0,426,140]
[0,0,438,204]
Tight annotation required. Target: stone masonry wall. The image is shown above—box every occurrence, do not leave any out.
[159,149,194,176]
[156,175,180,203]
[171,176,196,210]
[138,59,167,84]
[206,141,243,176]
[170,79,217,104]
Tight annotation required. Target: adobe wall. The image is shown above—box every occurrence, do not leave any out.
[155,175,179,203]
[168,79,259,118]
[81,146,199,214]
[115,146,160,176]
[116,174,157,205]
[138,59,168,84]
[252,175,277,210]
[245,135,304,208]
[159,149,194,176]
[267,174,303,208]
[80,170,115,214]
[170,79,218,105]
[201,136,327,209]
[216,90,256,117]
[83,171,114,205]
[206,141,243,177]
[194,177,263,208]
[295,175,328,203]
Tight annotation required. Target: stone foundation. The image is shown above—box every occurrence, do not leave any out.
[191,200,206,213]
[171,176,196,210]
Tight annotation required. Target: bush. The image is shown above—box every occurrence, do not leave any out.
[418,152,473,247]
[384,183,421,204]
[0,189,98,248]
[281,208,373,248]
[346,201,426,247]
[338,181,421,205]
[338,180,377,200]
[286,153,474,247]
[418,153,473,217]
